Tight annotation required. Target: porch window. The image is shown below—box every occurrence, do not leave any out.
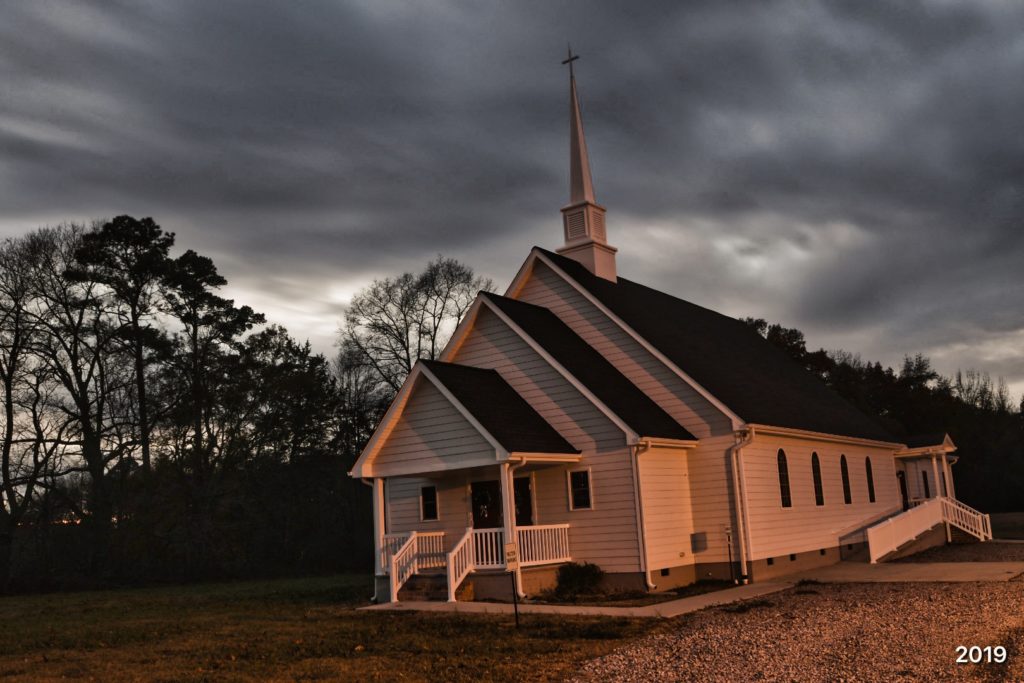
[420,485,439,521]
[921,471,931,498]
[811,452,824,506]
[840,454,852,504]
[777,449,792,508]
[865,457,876,503]
[568,469,592,510]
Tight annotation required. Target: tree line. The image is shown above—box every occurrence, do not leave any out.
[0,215,488,594]
[743,318,1024,512]
[2,215,1016,594]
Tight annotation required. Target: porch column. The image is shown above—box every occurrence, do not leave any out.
[941,455,956,500]
[372,478,386,575]
[930,455,941,500]
[499,462,523,597]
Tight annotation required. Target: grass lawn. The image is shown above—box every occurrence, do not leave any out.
[991,511,1024,539]
[0,575,658,682]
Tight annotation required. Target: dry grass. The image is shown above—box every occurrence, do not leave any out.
[0,575,658,682]
[531,579,736,607]
[991,512,1024,540]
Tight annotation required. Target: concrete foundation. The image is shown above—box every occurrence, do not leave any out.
[750,545,844,581]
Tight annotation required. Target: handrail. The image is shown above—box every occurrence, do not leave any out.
[446,527,474,602]
[867,496,992,562]
[389,531,418,602]
[867,498,942,563]
[940,497,992,541]
[381,532,410,574]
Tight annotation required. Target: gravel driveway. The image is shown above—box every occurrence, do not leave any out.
[895,541,1024,563]
[574,579,1024,682]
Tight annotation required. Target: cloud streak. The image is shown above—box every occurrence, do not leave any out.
[1,0,1022,395]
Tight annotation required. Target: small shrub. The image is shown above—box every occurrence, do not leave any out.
[555,562,605,600]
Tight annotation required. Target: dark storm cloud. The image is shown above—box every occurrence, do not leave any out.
[2,1,1023,393]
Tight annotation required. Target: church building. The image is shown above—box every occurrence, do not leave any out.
[349,58,992,603]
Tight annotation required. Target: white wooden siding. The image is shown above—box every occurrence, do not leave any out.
[742,434,901,559]
[637,446,695,570]
[684,435,740,564]
[373,378,495,477]
[387,474,471,549]
[901,458,944,499]
[516,261,732,439]
[451,307,641,572]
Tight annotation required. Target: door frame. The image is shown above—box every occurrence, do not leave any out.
[896,470,909,511]
[467,473,537,529]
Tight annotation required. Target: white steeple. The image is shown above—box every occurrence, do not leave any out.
[556,47,617,282]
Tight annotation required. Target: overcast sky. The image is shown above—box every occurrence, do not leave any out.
[2,1,1022,397]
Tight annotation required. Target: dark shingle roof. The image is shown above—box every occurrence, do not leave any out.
[481,292,696,442]
[903,433,949,449]
[420,360,580,454]
[537,248,896,443]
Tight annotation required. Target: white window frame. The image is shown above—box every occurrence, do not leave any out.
[566,467,594,511]
[419,484,440,522]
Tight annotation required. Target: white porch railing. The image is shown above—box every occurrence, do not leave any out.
[446,528,474,602]
[866,496,992,563]
[386,524,572,602]
[942,497,993,541]
[472,528,506,568]
[389,532,419,601]
[386,531,446,602]
[417,531,447,569]
[517,524,571,567]
[382,532,409,572]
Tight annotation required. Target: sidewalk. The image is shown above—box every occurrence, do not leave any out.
[360,580,793,619]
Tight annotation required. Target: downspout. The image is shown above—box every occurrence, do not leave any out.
[630,439,656,590]
[508,457,528,598]
[729,427,755,584]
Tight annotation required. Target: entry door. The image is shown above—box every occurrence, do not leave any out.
[471,480,503,529]
[514,476,533,526]
[896,471,909,511]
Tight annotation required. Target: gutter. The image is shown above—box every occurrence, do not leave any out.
[630,439,657,590]
[729,427,755,584]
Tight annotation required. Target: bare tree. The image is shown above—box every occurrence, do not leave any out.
[340,256,492,394]
[0,237,39,586]
[20,225,130,568]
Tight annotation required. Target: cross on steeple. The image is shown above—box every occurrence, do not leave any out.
[561,45,579,77]
[556,44,617,281]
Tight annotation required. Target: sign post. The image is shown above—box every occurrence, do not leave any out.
[504,542,520,628]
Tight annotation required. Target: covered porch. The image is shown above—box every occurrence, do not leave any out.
[894,433,959,510]
[866,433,992,562]
[371,458,578,602]
[349,360,585,602]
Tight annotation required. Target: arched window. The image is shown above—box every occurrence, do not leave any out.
[840,455,852,504]
[865,457,876,503]
[811,452,824,506]
[777,449,792,508]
